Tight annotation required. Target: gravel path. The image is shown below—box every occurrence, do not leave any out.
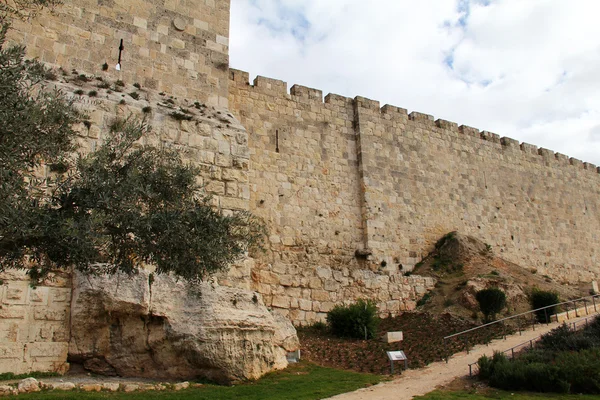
[326,312,599,400]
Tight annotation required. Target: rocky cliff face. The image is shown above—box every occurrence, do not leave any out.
[69,270,299,384]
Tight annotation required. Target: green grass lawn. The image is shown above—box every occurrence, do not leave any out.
[416,390,600,400]
[10,362,381,400]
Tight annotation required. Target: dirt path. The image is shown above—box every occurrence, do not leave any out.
[326,312,599,400]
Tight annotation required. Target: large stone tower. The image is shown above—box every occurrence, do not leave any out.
[9,0,231,107]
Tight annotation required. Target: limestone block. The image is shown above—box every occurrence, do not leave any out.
[272,295,290,309]
[51,382,76,391]
[381,331,403,343]
[123,384,139,392]
[0,385,15,396]
[33,307,68,321]
[0,305,26,319]
[174,382,190,391]
[315,267,332,280]
[18,378,40,393]
[308,277,323,289]
[312,290,330,302]
[28,342,68,359]
[3,283,29,305]
[80,384,102,392]
[298,299,312,311]
[0,343,24,359]
[69,270,299,384]
[324,279,340,291]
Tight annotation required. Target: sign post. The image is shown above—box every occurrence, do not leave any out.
[386,350,408,374]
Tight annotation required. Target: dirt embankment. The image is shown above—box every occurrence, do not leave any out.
[411,231,587,320]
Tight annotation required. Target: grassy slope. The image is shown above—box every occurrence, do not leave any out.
[10,363,381,400]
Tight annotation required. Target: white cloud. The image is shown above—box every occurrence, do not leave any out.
[230,0,600,165]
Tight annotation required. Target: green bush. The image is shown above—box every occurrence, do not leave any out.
[478,316,600,394]
[475,288,506,322]
[479,352,569,393]
[557,348,600,394]
[539,323,600,352]
[326,299,379,340]
[530,289,559,323]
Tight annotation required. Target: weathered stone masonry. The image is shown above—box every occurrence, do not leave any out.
[228,70,435,325]
[2,0,600,375]
[229,69,600,325]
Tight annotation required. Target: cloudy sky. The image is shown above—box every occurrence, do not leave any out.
[230,0,600,166]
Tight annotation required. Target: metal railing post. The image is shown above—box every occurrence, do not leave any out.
[444,338,448,363]
[544,308,549,325]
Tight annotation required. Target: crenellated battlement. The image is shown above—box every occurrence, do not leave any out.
[230,69,600,175]
[230,64,600,296]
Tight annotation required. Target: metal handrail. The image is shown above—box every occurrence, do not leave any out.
[467,314,598,377]
[443,293,600,362]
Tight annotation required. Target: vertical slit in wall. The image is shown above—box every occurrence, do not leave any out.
[275,130,279,153]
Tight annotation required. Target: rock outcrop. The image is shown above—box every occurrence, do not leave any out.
[68,270,299,384]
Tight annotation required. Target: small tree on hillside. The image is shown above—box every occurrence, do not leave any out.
[530,289,559,323]
[0,19,265,283]
[476,288,507,322]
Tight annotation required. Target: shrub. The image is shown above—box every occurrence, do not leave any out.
[479,317,600,394]
[308,321,327,332]
[557,348,600,394]
[477,351,507,380]
[481,352,569,393]
[327,299,379,340]
[530,289,559,323]
[539,323,600,352]
[475,288,506,322]
[416,292,432,307]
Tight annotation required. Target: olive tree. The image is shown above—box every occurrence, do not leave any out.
[0,19,264,283]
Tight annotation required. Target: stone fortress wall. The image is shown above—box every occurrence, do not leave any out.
[229,69,600,325]
[1,0,255,373]
[2,0,600,375]
[229,70,435,325]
